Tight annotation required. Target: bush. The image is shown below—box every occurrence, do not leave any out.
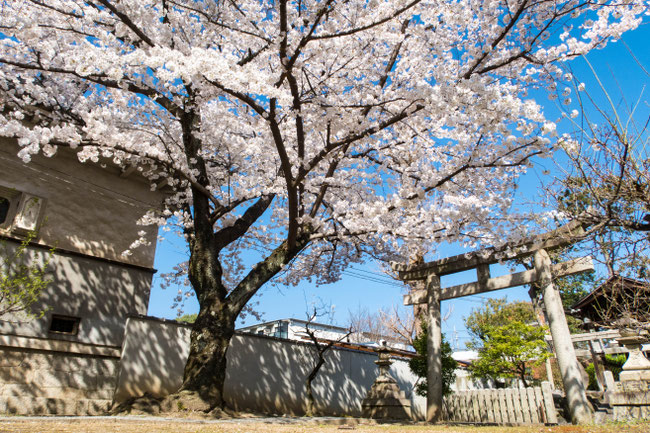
[585,354,628,390]
[1,231,53,321]
[409,323,457,396]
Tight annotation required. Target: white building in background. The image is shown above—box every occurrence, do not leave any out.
[450,350,487,391]
[238,318,354,343]
[237,318,412,351]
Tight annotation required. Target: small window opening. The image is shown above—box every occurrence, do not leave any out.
[0,197,9,224]
[49,315,81,335]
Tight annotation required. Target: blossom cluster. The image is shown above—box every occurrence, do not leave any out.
[0,0,646,288]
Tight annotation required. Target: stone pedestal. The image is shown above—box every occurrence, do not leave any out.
[610,334,650,421]
[361,343,412,420]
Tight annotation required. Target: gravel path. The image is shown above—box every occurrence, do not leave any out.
[0,416,649,433]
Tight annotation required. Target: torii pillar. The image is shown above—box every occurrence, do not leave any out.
[393,222,594,424]
[534,249,592,424]
[425,273,443,422]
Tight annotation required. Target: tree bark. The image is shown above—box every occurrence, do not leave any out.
[306,357,325,416]
[519,367,529,388]
[171,104,316,410]
[181,297,235,409]
[179,213,233,409]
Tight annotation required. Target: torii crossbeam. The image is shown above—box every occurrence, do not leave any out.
[391,221,594,424]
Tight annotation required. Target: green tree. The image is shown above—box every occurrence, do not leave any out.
[0,232,52,321]
[585,354,626,390]
[469,321,550,387]
[465,298,550,387]
[177,313,198,324]
[409,323,457,397]
[465,298,536,343]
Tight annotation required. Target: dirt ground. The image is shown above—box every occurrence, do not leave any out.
[0,417,648,433]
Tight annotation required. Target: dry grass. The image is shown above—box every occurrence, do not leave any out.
[0,418,649,433]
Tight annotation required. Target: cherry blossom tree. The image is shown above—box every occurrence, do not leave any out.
[347,303,419,346]
[1,0,647,411]
[549,67,650,280]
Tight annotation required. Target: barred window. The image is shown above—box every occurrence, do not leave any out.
[0,197,9,225]
[49,315,81,335]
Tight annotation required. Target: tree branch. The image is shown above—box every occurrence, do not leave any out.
[214,194,275,251]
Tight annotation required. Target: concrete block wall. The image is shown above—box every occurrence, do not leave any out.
[0,345,119,415]
[0,137,163,416]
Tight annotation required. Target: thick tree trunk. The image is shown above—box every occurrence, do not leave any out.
[178,180,234,410]
[177,232,312,411]
[176,112,236,410]
[180,295,235,410]
[169,112,312,412]
[174,125,312,410]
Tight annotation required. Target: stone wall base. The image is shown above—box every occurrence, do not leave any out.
[0,345,119,415]
[613,405,650,421]
[609,376,650,421]
[0,396,112,415]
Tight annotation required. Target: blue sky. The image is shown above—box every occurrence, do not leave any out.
[147,22,650,350]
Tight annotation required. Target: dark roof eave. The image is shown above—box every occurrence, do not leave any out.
[570,275,650,312]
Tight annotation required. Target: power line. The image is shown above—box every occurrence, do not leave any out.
[341,270,404,287]
[342,271,404,287]
[447,297,485,304]
[348,266,399,282]
[342,268,500,302]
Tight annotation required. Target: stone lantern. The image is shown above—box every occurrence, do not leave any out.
[617,331,650,378]
[610,330,650,420]
[361,341,412,420]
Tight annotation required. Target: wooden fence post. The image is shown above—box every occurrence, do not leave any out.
[541,381,558,424]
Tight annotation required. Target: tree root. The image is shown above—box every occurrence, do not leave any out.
[110,391,240,418]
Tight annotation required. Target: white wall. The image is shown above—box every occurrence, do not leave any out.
[0,138,161,268]
[0,138,162,346]
[115,316,426,419]
[0,242,153,346]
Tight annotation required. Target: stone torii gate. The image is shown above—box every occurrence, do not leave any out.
[391,222,595,424]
